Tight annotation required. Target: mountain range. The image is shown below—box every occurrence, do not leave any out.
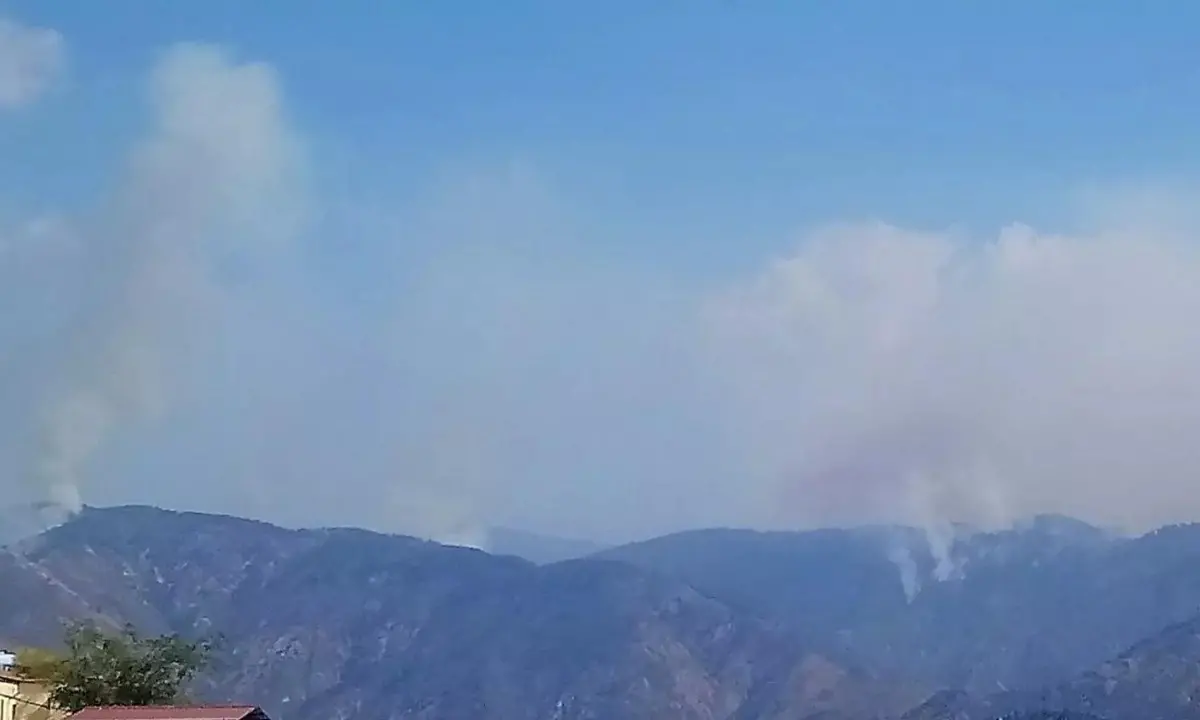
[3,506,1200,719]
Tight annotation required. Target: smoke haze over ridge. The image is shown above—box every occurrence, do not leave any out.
[6,13,1200,545]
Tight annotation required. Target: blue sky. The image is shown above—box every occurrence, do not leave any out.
[7,2,1200,542]
[11,1,1200,250]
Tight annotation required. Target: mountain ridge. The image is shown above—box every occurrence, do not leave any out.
[6,505,1200,719]
[0,505,913,720]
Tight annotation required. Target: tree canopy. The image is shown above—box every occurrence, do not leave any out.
[14,646,62,680]
[46,622,214,712]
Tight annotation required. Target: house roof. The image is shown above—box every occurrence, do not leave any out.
[68,707,268,720]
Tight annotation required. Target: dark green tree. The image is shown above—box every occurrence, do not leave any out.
[47,622,214,712]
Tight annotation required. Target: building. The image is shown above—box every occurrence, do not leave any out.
[67,708,270,720]
[0,672,64,720]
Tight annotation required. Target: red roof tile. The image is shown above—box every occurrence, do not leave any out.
[69,706,268,720]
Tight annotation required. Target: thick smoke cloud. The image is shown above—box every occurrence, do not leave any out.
[0,16,64,109]
[708,218,1200,534]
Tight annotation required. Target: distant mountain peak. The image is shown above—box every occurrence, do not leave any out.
[485,526,609,564]
[1017,514,1109,539]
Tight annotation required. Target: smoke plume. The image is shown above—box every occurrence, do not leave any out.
[28,43,305,515]
[707,216,1200,535]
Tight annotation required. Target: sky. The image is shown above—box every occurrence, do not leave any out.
[6,2,1200,545]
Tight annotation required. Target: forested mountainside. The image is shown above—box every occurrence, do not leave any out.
[600,516,1200,696]
[4,506,1200,720]
[0,506,906,720]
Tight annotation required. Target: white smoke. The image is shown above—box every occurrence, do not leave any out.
[13,14,1200,553]
[30,43,306,513]
[0,16,64,110]
[706,215,1200,536]
[885,541,921,602]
